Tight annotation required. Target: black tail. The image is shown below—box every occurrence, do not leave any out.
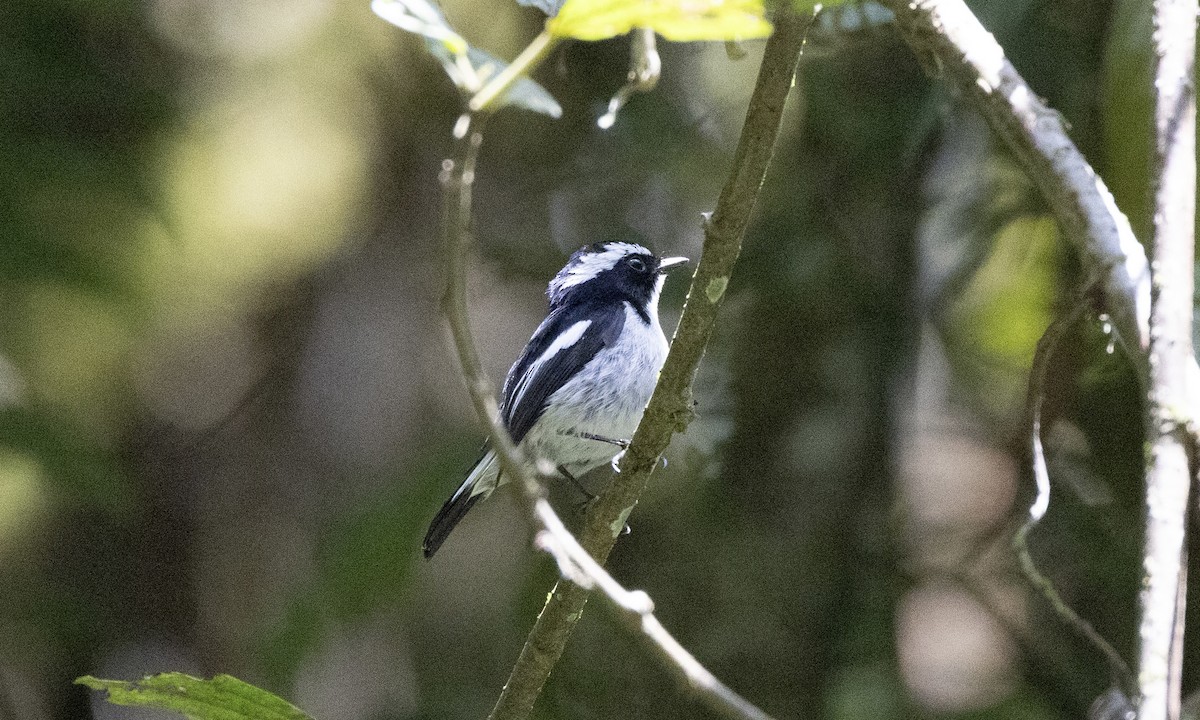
[422,483,482,559]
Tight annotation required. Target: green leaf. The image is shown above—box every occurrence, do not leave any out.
[547,0,773,42]
[372,0,562,117]
[76,673,314,720]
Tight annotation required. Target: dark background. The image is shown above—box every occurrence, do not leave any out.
[0,0,1186,718]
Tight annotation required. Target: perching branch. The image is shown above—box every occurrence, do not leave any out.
[1017,297,1137,697]
[440,111,776,720]
[487,9,810,720]
[438,16,809,720]
[1136,2,1197,719]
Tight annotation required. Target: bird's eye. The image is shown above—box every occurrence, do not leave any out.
[626,257,647,272]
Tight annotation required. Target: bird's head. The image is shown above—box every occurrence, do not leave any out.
[547,242,689,312]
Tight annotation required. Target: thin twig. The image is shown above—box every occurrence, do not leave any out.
[487,10,811,720]
[439,56,783,720]
[1015,299,1137,696]
[597,28,661,129]
[468,31,561,113]
[1136,2,1197,719]
[927,564,1098,711]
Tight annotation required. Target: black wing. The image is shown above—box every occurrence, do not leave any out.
[501,301,625,445]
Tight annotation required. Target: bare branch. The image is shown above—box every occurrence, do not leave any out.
[487,9,811,719]
[1017,298,1137,696]
[598,28,661,129]
[1136,2,1197,719]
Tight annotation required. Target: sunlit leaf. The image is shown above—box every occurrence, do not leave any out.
[547,0,773,42]
[372,0,562,117]
[76,674,314,720]
[371,0,468,55]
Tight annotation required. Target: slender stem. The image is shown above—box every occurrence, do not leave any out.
[488,9,810,720]
[1136,2,1197,719]
[440,113,511,453]
[469,31,560,113]
[1017,298,1137,696]
[598,28,661,129]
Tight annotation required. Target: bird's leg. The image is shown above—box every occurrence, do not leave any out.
[556,429,632,473]
[557,464,595,506]
[567,430,630,449]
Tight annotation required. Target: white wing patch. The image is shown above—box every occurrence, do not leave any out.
[508,319,592,412]
[554,242,651,293]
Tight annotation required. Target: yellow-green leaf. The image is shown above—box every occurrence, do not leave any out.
[76,673,314,720]
[548,0,773,42]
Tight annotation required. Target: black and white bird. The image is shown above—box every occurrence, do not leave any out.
[423,241,689,558]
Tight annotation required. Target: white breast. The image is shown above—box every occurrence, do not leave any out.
[521,301,669,475]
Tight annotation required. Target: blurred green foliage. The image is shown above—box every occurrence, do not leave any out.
[0,1,1188,719]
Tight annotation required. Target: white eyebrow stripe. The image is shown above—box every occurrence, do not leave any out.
[555,242,651,292]
[509,319,592,411]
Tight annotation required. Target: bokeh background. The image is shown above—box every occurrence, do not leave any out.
[1,0,1191,718]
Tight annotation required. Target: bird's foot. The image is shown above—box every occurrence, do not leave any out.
[569,430,630,449]
[558,464,595,502]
